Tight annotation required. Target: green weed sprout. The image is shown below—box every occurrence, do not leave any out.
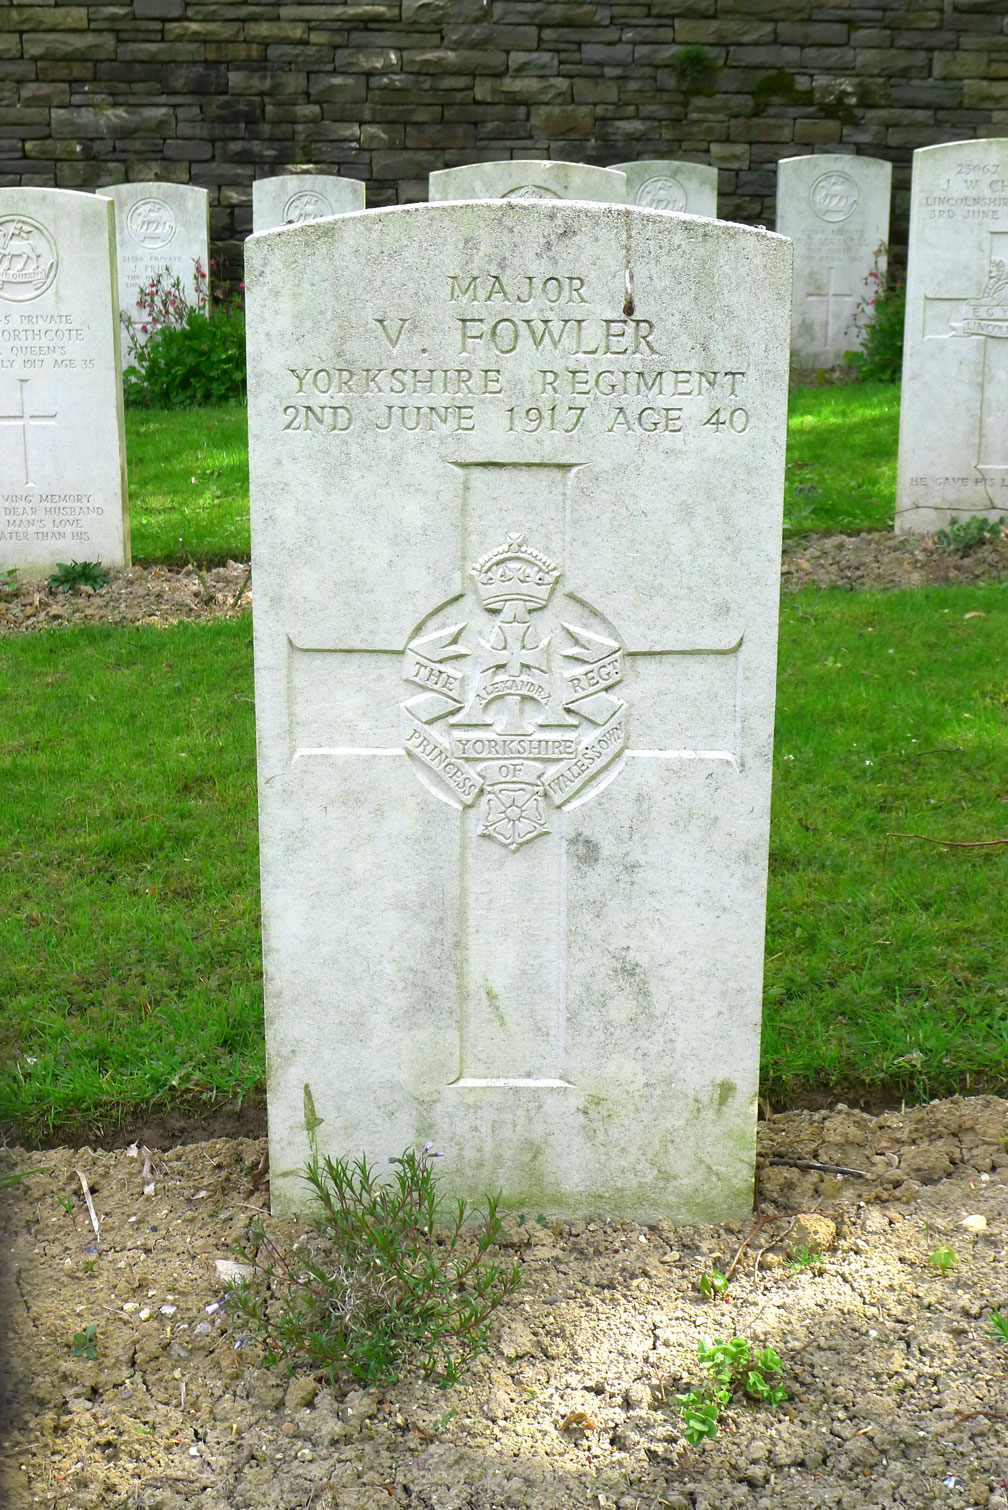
[72,1324,98,1360]
[698,1268,730,1301]
[928,1245,958,1275]
[47,561,111,593]
[786,1244,822,1271]
[675,1336,786,1445]
[987,1308,1008,1347]
[936,515,1004,552]
[230,1144,521,1388]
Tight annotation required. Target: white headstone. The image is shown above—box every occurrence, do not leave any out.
[246,201,791,1222]
[97,182,210,370]
[611,160,718,217]
[252,175,365,233]
[776,154,892,369]
[429,160,627,203]
[896,139,1008,533]
[0,189,129,573]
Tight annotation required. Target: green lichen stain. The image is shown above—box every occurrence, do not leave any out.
[483,981,506,1033]
[303,1082,323,1161]
[752,70,813,116]
[717,1078,738,1111]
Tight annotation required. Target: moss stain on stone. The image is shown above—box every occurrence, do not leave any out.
[752,70,813,116]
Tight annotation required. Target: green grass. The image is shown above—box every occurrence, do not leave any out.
[122,383,900,567]
[125,405,250,565]
[784,381,900,536]
[765,584,1008,1106]
[0,620,262,1139]
[1,583,1005,1143]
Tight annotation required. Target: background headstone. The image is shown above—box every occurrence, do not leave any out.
[611,160,718,217]
[429,160,627,203]
[97,182,210,371]
[246,201,790,1222]
[776,154,892,369]
[896,139,1008,534]
[252,174,366,233]
[0,189,129,573]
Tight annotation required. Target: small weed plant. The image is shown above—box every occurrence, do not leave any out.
[987,1308,1008,1348]
[230,1144,521,1388]
[928,1245,958,1275]
[786,1244,823,1271]
[845,245,905,382]
[123,261,246,409]
[47,560,111,593]
[0,567,17,598]
[676,1336,786,1445]
[698,1268,731,1301]
[936,515,1004,552]
[72,1324,98,1360]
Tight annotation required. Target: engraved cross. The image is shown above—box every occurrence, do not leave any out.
[0,378,57,487]
[285,461,744,1093]
[921,229,1008,504]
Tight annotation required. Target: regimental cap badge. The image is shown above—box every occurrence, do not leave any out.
[471,533,560,613]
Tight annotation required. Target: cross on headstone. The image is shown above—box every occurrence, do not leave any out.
[805,265,856,353]
[0,377,57,487]
[921,229,1008,502]
[285,461,742,1088]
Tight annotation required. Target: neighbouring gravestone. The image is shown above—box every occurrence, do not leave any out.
[0,189,129,573]
[429,160,626,203]
[252,174,365,233]
[611,159,718,217]
[776,154,892,369]
[246,201,791,1221]
[96,182,210,370]
[896,139,1008,533]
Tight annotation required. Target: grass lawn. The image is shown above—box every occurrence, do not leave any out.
[1,581,1006,1143]
[124,382,901,565]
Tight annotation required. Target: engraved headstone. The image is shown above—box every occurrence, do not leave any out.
[246,202,791,1221]
[0,188,129,573]
[776,154,892,369]
[97,182,210,370]
[611,160,718,217]
[252,175,365,233]
[896,139,1008,533]
[429,160,626,204]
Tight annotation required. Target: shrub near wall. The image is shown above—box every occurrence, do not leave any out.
[2,0,1006,274]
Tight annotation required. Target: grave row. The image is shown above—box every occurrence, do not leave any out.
[1,144,1004,575]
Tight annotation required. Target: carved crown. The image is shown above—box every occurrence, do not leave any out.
[471,533,560,612]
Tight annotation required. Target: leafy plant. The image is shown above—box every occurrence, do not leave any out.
[936,515,1004,552]
[675,1336,786,1445]
[47,560,111,593]
[72,1323,98,1360]
[928,1245,958,1275]
[845,245,905,382]
[698,1268,730,1301]
[230,1144,521,1388]
[676,44,717,91]
[0,567,17,598]
[786,1244,822,1271]
[988,1308,1008,1347]
[123,262,245,410]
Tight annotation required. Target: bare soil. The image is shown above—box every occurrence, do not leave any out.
[2,1096,1007,1510]
[1,531,1007,639]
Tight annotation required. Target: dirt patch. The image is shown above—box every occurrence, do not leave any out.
[3,1096,1007,1510]
[0,561,251,635]
[1,533,1007,639]
[780,530,1008,594]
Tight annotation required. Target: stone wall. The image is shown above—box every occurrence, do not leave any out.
[2,0,1006,273]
